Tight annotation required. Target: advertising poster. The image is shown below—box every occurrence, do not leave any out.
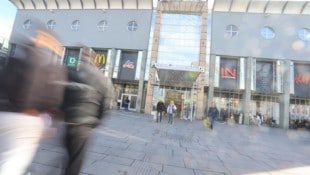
[220,58,238,89]
[294,64,310,97]
[119,52,138,80]
[256,62,273,93]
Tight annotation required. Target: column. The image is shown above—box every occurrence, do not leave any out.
[243,57,253,125]
[279,60,290,129]
[136,50,147,113]
[207,54,216,108]
[144,11,161,114]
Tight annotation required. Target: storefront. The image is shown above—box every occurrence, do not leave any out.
[289,63,310,128]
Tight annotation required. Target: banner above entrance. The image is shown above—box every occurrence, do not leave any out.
[153,63,204,88]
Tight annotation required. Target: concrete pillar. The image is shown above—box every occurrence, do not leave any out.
[207,54,216,108]
[136,50,147,113]
[279,60,290,129]
[243,57,253,125]
[108,48,116,79]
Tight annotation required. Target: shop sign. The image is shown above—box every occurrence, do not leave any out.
[294,64,310,97]
[65,55,78,67]
[94,53,106,68]
[219,58,238,89]
[119,52,137,80]
[220,67,236,79]
[294,74,310,85]
[122,60,135,69]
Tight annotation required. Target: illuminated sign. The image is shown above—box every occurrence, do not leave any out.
[220,67,236,79]
[94,53,106,68]
[122,60,135,69]
[65,56,78,67]
[295,74,310,85]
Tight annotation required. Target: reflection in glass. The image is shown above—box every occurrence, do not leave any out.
[158,14,201,66]
[298,28,310,41]
[260,26,275,39]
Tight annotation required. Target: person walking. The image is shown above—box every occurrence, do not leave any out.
[185,103,191,120]
[124,97,130,111]
[61,47,114,175]
[0,26,67,175]
[205,101,219,130]
[156,100,165,123]
[167,101,177,125]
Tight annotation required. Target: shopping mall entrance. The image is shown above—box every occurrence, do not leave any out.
[151,63,204,121]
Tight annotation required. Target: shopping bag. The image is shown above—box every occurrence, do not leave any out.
[203,117,210,128]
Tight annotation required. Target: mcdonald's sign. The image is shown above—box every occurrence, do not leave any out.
[94,53,106,68]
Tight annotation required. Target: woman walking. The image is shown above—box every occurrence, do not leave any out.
[167,101,177,125]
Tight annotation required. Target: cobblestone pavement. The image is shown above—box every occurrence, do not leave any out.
[27,110,310,175]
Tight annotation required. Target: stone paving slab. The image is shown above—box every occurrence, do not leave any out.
[25,110,310,175]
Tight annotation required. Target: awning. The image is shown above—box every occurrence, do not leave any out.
[9,0,153,10]
[153,63,204,88]
[212,0,310,15]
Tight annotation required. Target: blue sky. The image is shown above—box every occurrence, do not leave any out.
[0,0,17,39]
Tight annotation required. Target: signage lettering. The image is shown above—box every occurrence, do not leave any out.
[295,74,310,85]
[94,53,106,67]
[221,67,236,78]
[66,56,78,67]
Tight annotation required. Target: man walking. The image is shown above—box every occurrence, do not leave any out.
[61,47,114,175]
[156,100,165,123]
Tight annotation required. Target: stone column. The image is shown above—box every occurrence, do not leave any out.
[145,11,161,114]
[196,6,208,120]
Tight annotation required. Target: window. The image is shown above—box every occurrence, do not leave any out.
[23,19,32,30]
[298,28,310,41]
[127,21,138,32]
[97,20,108,32]
[225,24,238,38]
[71,20,80,31]
[47,20,56,31]
[261,26,275,39]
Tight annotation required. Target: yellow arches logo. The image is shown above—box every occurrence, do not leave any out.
[94,53,106,67]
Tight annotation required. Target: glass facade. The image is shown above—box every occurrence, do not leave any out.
[158,13,201,66]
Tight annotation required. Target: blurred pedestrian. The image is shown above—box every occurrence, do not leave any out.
[205,101,219,130]
[167,101,177,125]
[184,103,191,120]
[61,47,114,175]
[124,97,130,111]
[0,24,66,175]
[156,100,165,123]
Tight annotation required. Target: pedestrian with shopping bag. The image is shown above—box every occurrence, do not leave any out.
[204,101,219,130]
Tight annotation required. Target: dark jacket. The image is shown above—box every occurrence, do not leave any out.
[156,101,165,112]
[62,61,114,127]
[207,107,219,119]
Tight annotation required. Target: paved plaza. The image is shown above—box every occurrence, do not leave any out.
[27,110,310,175]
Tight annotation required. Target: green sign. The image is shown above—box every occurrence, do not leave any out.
[66,55,78,67]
